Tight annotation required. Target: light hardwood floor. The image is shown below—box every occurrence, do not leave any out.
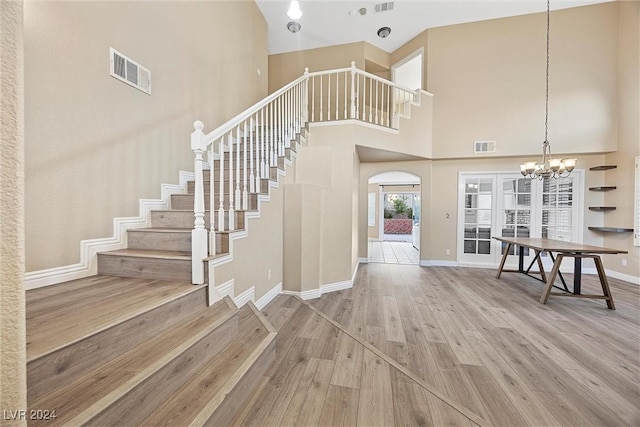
[306,263,640,427]
[245,296,482,426]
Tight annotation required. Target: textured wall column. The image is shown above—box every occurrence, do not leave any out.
[1,0,27,423]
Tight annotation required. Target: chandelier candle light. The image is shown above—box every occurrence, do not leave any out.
[520,0,576,180]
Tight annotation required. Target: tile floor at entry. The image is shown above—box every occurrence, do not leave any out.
[368,240,419,265]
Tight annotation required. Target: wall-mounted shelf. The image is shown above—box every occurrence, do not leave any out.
[589,165,617,171]
[589,206,616,211]
[588,226,633,233]
[589,186,617,191]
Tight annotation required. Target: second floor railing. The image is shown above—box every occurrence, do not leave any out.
[190,62,419,284]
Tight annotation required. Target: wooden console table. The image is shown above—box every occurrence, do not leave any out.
[493,237,627,310]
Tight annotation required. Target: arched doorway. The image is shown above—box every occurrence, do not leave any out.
[367,171,421,265]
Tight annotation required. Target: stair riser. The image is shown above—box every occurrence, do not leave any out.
[172,194,258,211]
[87,314,239,426]
[128,230,191,252]
[27,287,208,404]
[97,255,194,282]
[151,210,245,230]
[221,147,295,161]
[206,337,276,427]
[188,179,269,195]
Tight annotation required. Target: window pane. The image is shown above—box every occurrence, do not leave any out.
[517,178,531,193]
[478,227,491,239]
[478,240,491,254]
[479,180,492,192]
[478,210,492,225]
[465,194,477,208]
[517,194,531,207]
[464,240,476,254]
[503,210,515,225]
[477,194,492,209]
[464,226,477,238]
[503,179,516,192]
[516,210,531,225]
[543,194,556,207]
[465,209,477,223]
[516,225,530,237]
[502,225,515,237]
[465,180,478,193]
[503,194,516,209]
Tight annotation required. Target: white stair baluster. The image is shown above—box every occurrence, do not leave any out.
[243,121,248,210]
[335,72,339,120]
[218,138,225,232]
[369,76,373,123]
[319,76,323,122]
[375,80,379,124]
[311,75,315,122]
[235,126,241,210]
[387,84,391,127]
[208,143,215,256]
[228,133,235,231]
[261,107,266,179]
[362,75,366,121]
[343,71,347,119]
[250,114,256,194]
[279,96,284,157]
[327,73,331,121]
[270,101,275,167]
[380,82,385,127]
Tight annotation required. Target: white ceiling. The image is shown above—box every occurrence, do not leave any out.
[255,0,615,55]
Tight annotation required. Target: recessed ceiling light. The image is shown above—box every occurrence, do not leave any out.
[377,26,391,38]
[287,20,302,33]
[359,7,367,15]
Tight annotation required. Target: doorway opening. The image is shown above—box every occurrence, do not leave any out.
[367,171,421,265]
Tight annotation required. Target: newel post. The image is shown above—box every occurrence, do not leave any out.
[350,61,356,119]
[191,120,207,285]
[304,67,309,123]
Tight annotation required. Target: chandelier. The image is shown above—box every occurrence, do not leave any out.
[520,0,576,180]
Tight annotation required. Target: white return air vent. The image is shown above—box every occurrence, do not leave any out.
[474,140,496,154]
[374,2,394,13]
[110,48,151,95]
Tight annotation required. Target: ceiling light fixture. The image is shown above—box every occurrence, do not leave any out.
[287,20,302,33]
[287,0,302,20]
[377,26,391,38]
[521,0,576,180]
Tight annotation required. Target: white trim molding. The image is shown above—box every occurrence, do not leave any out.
[233,286,255,308]
[255,282,283,310]
[25,171,194,290]
[607,269,640,286]
[282,263,360,300]
[420,260,459,267]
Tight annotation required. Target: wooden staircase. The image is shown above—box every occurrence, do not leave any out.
[26,276,276,426]
[96,128,305,285]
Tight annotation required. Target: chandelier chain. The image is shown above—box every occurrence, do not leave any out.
[544,0,550,144]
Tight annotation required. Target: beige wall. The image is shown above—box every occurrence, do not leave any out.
[427,3,619,159]
[1,0,27,421]
[268,42,366,93]
[25,1,268,271]
[603,0,640,279]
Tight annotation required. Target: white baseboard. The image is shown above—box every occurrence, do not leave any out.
[255,282,283,310]
[359,257,368,264]
[25,171,194,290]
[211,279,234,304]
[420,260,459,267]
[606,269,640,285]
[233,286,255,308]
[282,263,359,300]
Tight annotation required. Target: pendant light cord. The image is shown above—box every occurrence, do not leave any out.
[544,0,550,145]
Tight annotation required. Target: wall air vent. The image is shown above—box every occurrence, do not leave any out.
[374,2,394,13]
[474,140,496,154]
[110,48,151,95]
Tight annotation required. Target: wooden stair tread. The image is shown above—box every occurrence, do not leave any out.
[140,305,273,426]
[29,298,237,426]
[98,248,191,260]
[127,227,191,233]
[26,276,204,361]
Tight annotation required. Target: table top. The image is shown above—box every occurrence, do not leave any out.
[492,236,628,255]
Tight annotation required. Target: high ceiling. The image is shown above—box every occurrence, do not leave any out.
[255,0,615,55]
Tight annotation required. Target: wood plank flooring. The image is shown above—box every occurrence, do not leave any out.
[243,296,480,426]
[307,263,640,427]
